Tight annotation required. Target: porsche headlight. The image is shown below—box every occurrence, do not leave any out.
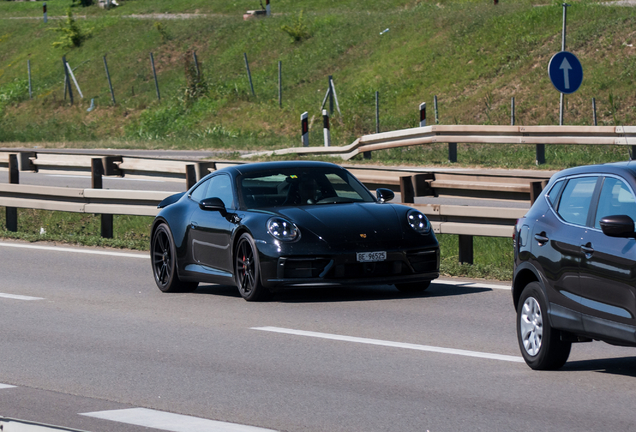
[267,217,300,241]
[407,210,430,234]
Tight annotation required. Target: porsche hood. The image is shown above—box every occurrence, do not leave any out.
[275,202,405,246]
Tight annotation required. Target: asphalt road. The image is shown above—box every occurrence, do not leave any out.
[1,240,636,432]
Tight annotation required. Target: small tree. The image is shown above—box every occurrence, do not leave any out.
[51,10,92,49]
[281,10,311,43]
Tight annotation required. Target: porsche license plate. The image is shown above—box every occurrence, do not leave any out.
[356,251,387,262]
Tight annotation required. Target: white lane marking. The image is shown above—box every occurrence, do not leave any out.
[0,384,17,389]
[0,293,44,301]
[80,408,278,432]
[0,242,149,259]
[252,326,524,363]
[434,279,511,290]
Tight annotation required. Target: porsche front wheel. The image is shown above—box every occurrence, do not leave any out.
[235,233,272,301]
[151,223,198,293]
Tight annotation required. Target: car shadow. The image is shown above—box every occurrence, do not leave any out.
[193,282,490,303]
[562,356,636,378]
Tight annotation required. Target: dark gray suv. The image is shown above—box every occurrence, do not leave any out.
[514,162,636,370]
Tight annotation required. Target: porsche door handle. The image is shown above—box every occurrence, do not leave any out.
[534,233,549,244]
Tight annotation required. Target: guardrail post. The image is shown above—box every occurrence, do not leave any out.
[186,164,197,189]
[412,173,435,197]
[322,109,331,147]
[102,156,122,176]
[448,143,457,163]
[6,154,19,232]
[399,176,415,204]
[536,144,545,165]
[458,235,473,264]
[301,112,309,147]
[529,181,546,205]
[18,152,36,172]
[92,158,113,239]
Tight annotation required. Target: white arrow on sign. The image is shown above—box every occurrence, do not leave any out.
[560,57,572,90]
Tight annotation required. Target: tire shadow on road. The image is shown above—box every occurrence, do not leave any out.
[191,283,490,303]
[194,282,493,303]
[562,357,636,378]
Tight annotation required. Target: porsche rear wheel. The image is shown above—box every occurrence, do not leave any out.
[395,281,431,293]
[151,223,198,293]
[235,233,272,301]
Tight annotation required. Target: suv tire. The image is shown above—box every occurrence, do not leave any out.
[517,282,571,370]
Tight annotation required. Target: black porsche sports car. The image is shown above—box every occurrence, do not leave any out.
[151,161,439,301]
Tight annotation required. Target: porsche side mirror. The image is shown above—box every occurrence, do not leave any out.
[199,197,226,213]
[376,188,395,203]
[599,215,636,238]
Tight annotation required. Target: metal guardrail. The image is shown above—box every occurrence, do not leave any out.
[0,149,549,263]
[0,182,524,234]
[0,150,241,187]
[242,124,636,160]
[0,183,171,216]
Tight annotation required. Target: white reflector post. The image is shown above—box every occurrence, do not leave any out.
[266,0,271,16]
[301,111,309,147]
[322,109,331,147]
[419,102,426,127]
[43,2,47,23]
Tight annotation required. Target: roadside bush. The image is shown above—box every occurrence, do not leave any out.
[281,10,311,43]
[50,10,93,48]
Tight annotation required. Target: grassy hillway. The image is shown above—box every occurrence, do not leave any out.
[0,0,635,169]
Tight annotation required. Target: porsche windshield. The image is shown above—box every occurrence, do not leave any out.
[240,168,375,208]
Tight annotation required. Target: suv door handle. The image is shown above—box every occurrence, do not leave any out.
[534,233,549,244]
[581,243,594,255]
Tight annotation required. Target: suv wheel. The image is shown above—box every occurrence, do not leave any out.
[517,282,571,370]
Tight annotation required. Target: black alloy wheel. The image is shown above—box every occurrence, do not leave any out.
[235,233,271,301]
[517,282,571,370]
[151,223,198,293]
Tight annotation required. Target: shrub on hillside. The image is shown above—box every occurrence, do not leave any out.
[50,10,92,48]
[281,10,310,43]
[182,50,208,104]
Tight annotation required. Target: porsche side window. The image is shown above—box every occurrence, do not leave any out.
[556,176,598,226]
[190,179,210,203]
[594,177,636,229]
[206,175,234,209]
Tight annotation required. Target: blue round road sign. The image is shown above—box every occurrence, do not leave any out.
[548,51,583,94]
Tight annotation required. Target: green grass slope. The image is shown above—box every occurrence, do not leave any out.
[1,0,635,168]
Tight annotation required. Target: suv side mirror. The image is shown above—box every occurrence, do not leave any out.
[599,215,636,238]
[199,197,226,213]
[376,188,395,203]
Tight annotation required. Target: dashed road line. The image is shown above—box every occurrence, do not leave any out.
[252,326,524,363]
[0,293,44,301]
[0,242,148,259]
[0,383,17,389]
[80,408,278,432]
